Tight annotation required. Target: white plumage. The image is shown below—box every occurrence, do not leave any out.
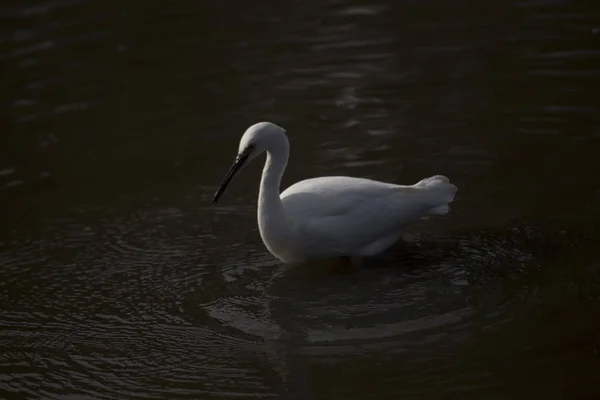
[213,122,457,264]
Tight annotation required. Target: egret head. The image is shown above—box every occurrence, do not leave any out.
[212,122,288,204]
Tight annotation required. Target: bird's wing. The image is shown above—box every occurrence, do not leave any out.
[281,176,440,254]
[297,188,433,255]
[280,176,401,218]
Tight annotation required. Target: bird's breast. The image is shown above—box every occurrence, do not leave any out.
[257,214,307,263]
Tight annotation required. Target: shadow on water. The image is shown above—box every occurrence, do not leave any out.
[1,0,600,398]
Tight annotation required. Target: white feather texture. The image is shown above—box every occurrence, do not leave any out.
[213,122,457,264]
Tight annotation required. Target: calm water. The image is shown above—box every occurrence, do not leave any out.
[2,0,600,398]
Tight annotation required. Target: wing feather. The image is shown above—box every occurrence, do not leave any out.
[280,175,456,256]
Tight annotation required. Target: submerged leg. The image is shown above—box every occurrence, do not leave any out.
[331,256,360,273]
[349,256,363,268]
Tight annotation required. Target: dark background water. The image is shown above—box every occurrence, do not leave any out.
[1,0,600,399]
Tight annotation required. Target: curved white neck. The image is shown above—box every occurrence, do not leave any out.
[258,150,287,210]
[257,151,288,237]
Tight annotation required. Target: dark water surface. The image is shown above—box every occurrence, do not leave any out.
[2,0,600,398]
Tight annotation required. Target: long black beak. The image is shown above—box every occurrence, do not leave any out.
[212,152,250,204]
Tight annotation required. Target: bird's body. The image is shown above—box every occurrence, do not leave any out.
[213,122,457,264]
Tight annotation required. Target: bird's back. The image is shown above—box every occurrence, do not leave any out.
[280,176,399,218]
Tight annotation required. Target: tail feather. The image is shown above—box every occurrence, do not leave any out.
[414,175,457,216]
[415,175,451,188]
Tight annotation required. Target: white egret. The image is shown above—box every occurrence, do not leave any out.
[213,122,457,265]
